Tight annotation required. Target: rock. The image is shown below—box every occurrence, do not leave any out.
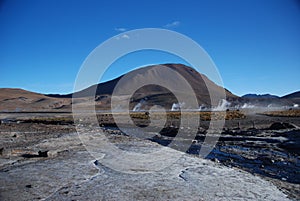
[212,158,220,163]
[44,154,291,201]
[269,122,296,130]
[38,150,48,157]
[94,160,99,166]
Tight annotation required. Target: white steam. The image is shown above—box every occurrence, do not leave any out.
[171,102,185,111]
[133,99,147,111]
[241,103,256,109]
[213,99,230,111]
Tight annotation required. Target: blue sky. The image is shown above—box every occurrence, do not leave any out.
[1,0,299,96]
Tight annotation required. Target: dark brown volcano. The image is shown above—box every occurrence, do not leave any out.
[66,63,237,109]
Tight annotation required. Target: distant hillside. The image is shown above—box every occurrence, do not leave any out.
[281,91,300,99]
[1,64,299,112]
[242,94,279,99]
[68,63,237,109]
[0,88,71,111]
[238,91,300,107]
[281,91,300,105]
[1,64,238,111]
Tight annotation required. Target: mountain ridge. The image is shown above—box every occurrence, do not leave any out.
[68,63,237,109]
[242,94,280,99]
[0,63,299,111]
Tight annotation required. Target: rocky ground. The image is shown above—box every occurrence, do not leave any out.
[149,114,300,199]
[0,112,299,200]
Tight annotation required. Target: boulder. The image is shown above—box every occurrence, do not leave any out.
[269,122,296,130]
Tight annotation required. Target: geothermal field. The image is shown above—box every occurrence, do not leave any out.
[2,0,300,200]
[0,64,299,200]
[0,108,299,200]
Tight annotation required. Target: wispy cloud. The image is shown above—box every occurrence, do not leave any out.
[121,34,130,39]
[115,27,127,32]
[115,34,130,40]
[164,21,180,28]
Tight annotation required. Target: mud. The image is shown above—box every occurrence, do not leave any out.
[0,112,299,200]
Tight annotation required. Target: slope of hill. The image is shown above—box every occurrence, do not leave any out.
[1,64,237,111]
[1,64,298,112]
[239,91,300,108]
[242,94,279,99]
[0,88,71,112]
[281,91,300,105]
[281,91,300,99]
[69,64,237,110]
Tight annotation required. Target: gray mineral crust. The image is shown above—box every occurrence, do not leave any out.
[0,130,291,201]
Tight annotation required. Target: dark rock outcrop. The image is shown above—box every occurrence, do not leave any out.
[268,122,296,130]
